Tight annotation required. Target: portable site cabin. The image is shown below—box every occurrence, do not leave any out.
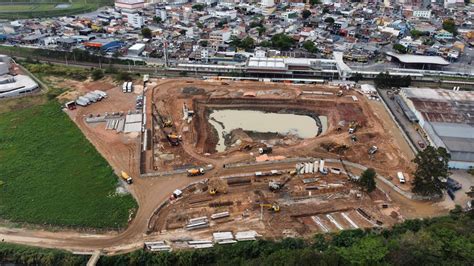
[76,96,90,106]
[83,93,99,102]
[93,90,107,98]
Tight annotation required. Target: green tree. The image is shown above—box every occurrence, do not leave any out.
[412,146,450,197]
[310,0,321,5]
[141,27,152,39]
[410,29,423,38]
[91,68,104,81]
[302,9,311,20]
[199,40,208,47]
[271,33,295,50]
[192,4,205,11]
[337,236,388,265]
[240,36,255,51]
[153,16,162,23]
[303,40,318,53]
[442,18,457,35]
[324,17,335,24]
[359,168,376,193]
[393,43,407,54]
[257,26,266,36]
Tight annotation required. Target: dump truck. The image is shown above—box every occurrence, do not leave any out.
[187,168,205,177]
[258,147,273,154]
[121,171,133,184]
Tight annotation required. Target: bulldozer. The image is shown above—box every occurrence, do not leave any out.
[163,119,173,128]
[208,177,228,195]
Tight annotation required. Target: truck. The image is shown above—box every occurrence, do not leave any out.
[121,171,133,184]
[258,147,273,154]
[319,159,328,175]
[187,168,205,177]
[368,146,378,155]
[167,134,180,146]
[65,101,76,110]
[397,172,406,184]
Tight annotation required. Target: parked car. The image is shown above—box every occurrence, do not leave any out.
[417,141,425,149]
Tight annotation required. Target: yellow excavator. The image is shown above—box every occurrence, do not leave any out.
[260,202,280,212]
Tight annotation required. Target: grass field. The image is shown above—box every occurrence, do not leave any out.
[0,0,111,19]
[0,101,137,229]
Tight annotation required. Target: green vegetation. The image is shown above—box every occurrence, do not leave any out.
[359,168,376,193]
[442,18,457,35]
[393,43,407,54]
[1,212,473,265]
[141,27,152,39]
[0,243,87,265]
[192,3,205,11]
[0,100,137,228]
[324,17,335,24]
[0,0,111,20]
[374,71,411,88]
[302,9,311,20]
[0,46,144,66]
[412,146,450,197]
[271,33,295,51]
[230,36,255,51]
[303,40,318,53]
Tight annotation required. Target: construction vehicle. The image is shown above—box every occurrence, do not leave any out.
[260,203,280,212]
[163,119,173,128]
[208,177,228,195]
[167,134,180,146]
[121,171,133,184]
[187,168,205,177]
[336,90,344,97]
[258,146,273,154]
[348,121,360,134]
[268,176,291,191]
[368,146,378,155]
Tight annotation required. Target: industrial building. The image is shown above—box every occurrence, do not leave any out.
[400,87,474,169]
[0,55,39,98]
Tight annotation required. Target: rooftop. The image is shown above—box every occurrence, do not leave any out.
[386,52,450,66]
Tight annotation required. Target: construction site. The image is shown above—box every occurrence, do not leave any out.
[144,79,413,176]
[127,78,418,242]
[2,75,459,256]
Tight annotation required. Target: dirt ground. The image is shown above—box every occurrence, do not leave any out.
[0,77,452,254]
[146,79,415,181]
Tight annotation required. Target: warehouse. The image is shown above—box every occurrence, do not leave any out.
[400,87,474,169]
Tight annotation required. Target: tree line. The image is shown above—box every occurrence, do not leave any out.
[1,210,472,265]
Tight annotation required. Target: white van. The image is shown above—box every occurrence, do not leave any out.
[397,172,406,184]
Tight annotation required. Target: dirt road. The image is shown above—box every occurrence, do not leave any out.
[0,79,451,254]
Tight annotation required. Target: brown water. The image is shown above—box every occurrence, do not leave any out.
[209,109,327,152]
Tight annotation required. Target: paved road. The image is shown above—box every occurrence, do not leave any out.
[378,89,426,150]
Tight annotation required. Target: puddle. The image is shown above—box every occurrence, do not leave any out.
[208,109,327,152]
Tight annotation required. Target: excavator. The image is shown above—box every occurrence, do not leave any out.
[348,121,360,134]
[260,202,280,212]
[268,176,291,192]
[208,177,228,195]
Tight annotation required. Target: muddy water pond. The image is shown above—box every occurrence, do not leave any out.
[208,109,327,152]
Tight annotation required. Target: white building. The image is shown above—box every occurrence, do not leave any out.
[128,43,146,56]
[201,49,209,62]
[127,13,144,29]
[261,0,274,7]
[155,7,167,21]
[115,0,145,10]
[413,10,431,19]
